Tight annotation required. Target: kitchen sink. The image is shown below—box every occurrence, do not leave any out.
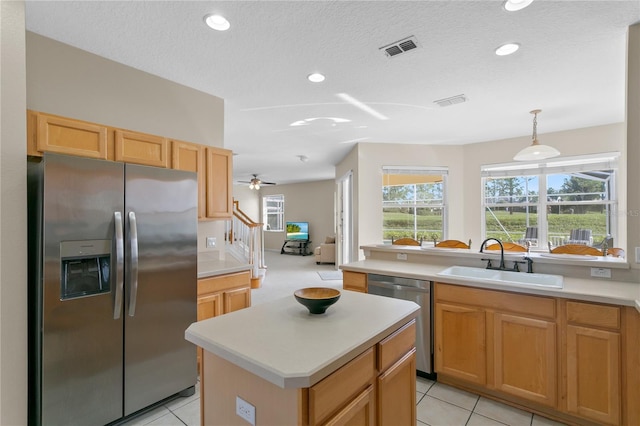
[437,265,563,288]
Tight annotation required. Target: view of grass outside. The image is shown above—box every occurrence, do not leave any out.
[382,208,443,242]
[483,170,615,248]
[485,210,609,243]
[382,171,446,243]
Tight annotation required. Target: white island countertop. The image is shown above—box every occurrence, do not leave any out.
[185,290,419,389]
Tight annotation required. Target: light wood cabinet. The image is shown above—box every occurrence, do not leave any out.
[206,147,233,219]
[309,348,375,425]
[435,283,556,407]
[27,110,234,222]
[171,140,206,218]
[564,300,621,425]
[492,312,556,406]
[434,302,486,385]
[325,385,375,426]
[29,111,109,159]
[343,271,367,293]
[197,271,251,371]
[197,271,251,320]
[377,349,416,426]
[376,319,417,426]
[435,282,640,425]
[115,129,169,167]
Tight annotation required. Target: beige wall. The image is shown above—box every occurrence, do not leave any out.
[463,123,627,249]
[338,123,627,261]
[627,25,640,282]
[232,185,261,220]
[337,143,465,259]
[0,1,28,424]
[258,180,336,253]
[26,32,229,256]
[26,32,224,147]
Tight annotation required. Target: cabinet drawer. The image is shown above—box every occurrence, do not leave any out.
[309,348,375,425]
[377,320,416,372]
[566,301,620,330]
[436,282,555,319]
[198,271,251,296]
[343,271,367,293]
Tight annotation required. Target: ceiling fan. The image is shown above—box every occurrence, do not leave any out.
[238,174,276,190]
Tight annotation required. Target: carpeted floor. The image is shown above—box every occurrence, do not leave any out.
[251,250,342,306]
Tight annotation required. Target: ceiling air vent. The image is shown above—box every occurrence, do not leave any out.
[434,94,468,107]
[380,36,419,58]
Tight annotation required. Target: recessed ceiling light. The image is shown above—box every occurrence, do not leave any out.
[495,43,520,56]
[307,73,325,83]
[504,0,534,12]
[204,14,230,31]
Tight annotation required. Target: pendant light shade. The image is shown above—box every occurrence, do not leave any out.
[513,109,560,161]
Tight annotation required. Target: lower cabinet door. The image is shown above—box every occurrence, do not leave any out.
[435,302,487,384]
[323,385,375,426]
[493,313,557,407]
[566,324,620,425]
[224,287,251,313]
[377,348,416,426]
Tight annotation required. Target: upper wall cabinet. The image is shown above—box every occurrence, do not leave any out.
[115,130,169,168]
[171,140,206,219]
[28,111,109,159]
[27,110,233,221]
[206,147,233,219]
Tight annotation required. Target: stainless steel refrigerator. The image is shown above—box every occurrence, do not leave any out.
[27,153,198,425]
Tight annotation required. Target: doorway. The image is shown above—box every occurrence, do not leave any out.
[336,171,353,266]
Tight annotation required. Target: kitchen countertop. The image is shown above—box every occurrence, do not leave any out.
[197,253,251,279]
[341,259,640,310]
[185,290,419,389]
[365,244,630,269]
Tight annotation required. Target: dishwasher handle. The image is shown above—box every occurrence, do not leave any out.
[368,280,431,293]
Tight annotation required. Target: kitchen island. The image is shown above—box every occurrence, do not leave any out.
[186,290,419,425]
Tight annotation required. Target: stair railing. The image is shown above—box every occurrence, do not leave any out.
[226,200,266,287]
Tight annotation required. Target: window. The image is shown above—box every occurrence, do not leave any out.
[262,194,284,232]
[482,153,619,249]
[382,166,448,243]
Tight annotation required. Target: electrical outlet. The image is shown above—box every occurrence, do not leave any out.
[236,396,256,425]
[206,237,216,248]
[397,253,408,261]
[590,267,611,279]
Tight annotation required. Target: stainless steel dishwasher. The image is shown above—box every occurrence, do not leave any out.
[367,274,433,377]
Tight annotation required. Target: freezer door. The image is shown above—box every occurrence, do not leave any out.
[39,154,124,425]
[124,164,198,415]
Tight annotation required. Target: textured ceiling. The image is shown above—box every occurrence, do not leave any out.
[25,1,640,185]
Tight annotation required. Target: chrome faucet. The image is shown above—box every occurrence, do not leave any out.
[479,238,506,270]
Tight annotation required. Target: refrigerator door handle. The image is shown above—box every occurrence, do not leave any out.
[114,211,124,319]
[128,211,139,317]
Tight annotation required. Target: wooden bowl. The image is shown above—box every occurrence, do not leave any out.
[294,287,341,314]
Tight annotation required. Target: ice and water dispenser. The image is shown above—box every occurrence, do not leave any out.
[60,240,111,300]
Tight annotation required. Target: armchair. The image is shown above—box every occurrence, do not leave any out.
[314,236,336,264]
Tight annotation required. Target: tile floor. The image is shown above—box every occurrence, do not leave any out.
[120,252,568,425]
[416,377,567,426]
[121,376,568,426]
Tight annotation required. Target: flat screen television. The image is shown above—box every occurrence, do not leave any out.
[286,221,309,241]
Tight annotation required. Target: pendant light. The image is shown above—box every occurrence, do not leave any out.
[513,109,560,161]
